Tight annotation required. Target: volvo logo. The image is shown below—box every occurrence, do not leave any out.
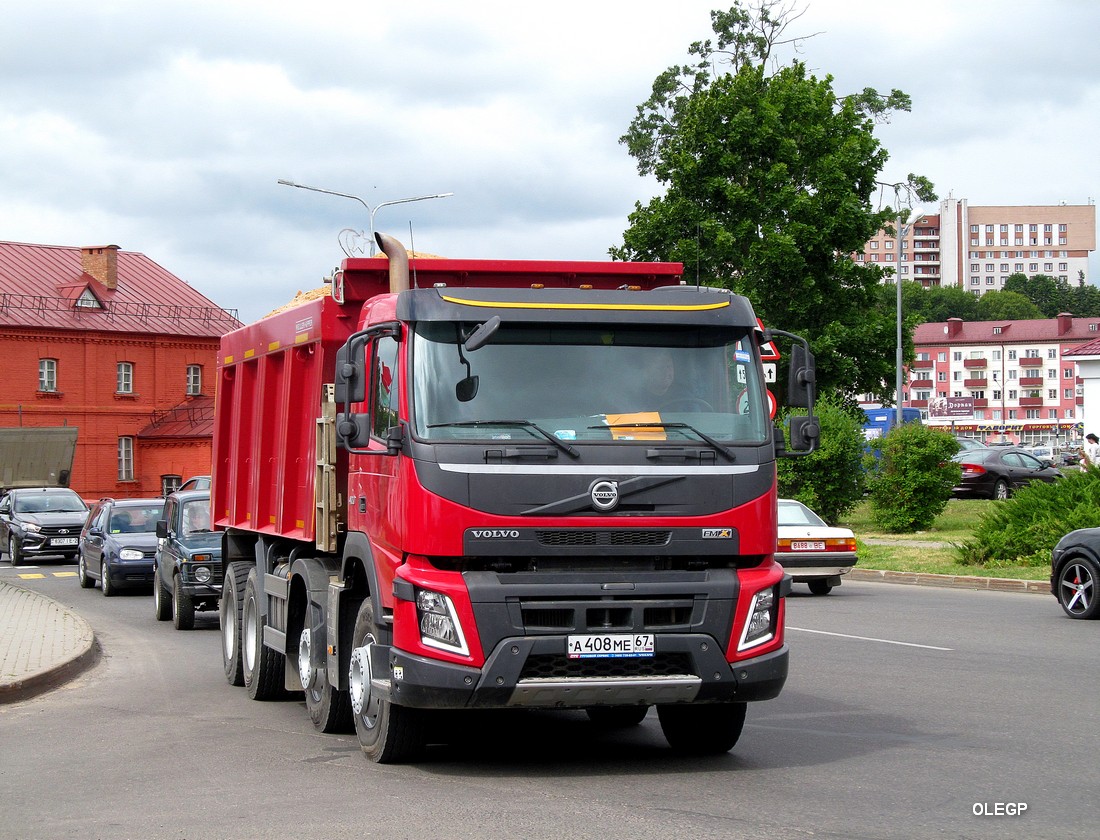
[589,479,620,511]
[470,529,520,539]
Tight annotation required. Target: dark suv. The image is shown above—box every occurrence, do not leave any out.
[153,489,222,630]
[0,487,89,565]
[78,497,165,595]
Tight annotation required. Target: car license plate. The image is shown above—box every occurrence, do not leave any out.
[567,633,655,659]
[50,537,78,547]
[790,540,825,551]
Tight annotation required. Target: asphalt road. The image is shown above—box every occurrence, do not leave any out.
[1,560,1095,840]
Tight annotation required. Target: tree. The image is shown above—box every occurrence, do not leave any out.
[974,289,1043,321]
[1003,273,1071,317]
[866,423,961,532]
[612,1,935,403]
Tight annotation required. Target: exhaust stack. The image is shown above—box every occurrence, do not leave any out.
[374,232,410,294]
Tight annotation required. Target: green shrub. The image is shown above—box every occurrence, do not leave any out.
[777,396,865,523]
[957,468,1100,567]
[866,422,961,532]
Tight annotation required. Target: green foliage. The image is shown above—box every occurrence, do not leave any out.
[614,2,934,405]
[777,396,865,522]
[974,289,1043,321]
[866,423,961,532]
[1002,272,1100,318]
[957,468,1100,567]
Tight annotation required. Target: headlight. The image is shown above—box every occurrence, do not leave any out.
[22,523,42,533]
[415,589,469,656]
[119,548,144,560]
[193,566,212,583]
[738,587,778,652]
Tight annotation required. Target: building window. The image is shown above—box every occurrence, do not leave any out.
[118,437,134,482]
[162,475,182,496]
[1008,350,1017,360]
[1060,263,1068,271]
[1000,264,1009,272]
[38,358,58,392]
[953,371,962,381]
[1015,263,1024,271]
[117,362,134,394]
[1048,389,1058,400]
[1048,349,1058,359]
[1026,409,1040,420]
[938,352,947,362]
[870,241,879,249]
[1008,390,1018,400]
[970,225,979,233]
[993,350,1002,360]
[953,352,963,361]
[993,390,1002,401]
[1009,410,1018,420]
[938,372,947,381]
[75,289,102,309]
[1067,409,1075,419]
[1065,368,1075,379]
[1025,349,1040,358]
[187,365,203,396]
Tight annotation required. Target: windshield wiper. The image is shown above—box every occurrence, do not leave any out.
[427,420,579,458]
[592,421,735,461]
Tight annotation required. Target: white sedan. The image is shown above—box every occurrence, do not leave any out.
[777,499,858,595]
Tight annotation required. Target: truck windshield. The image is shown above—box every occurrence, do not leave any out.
[411,323,770,445]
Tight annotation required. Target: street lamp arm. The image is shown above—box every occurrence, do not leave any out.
[276,179,371,213]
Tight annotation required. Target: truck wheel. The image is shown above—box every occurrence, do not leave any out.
[349,599,425,763]
[220,561,250,686]
[153,570,173,621]
[658,702,747,755]
[173,574,195,630]
[101,563,116,597]
[77,553,94,589]
[243,568,285,700]
[807,579,834,596]
[300,623,352,733]
[586,706,649,728]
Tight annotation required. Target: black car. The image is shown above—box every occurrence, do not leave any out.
[951,447,1062,500]
[1050,528,1100,619]
[77,497,165,595]
[0,487,89,565]
[153,489,222,630]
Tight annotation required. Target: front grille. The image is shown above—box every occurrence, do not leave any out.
[520,652,695,681]
[38,526,80,538]
[536,530,671,547]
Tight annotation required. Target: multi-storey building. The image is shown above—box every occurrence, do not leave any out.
[903,314,1097,446]
[0,241,240,500]
[857,198,1096,292]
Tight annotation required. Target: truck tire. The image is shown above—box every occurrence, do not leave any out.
[300,621,352,733]
[586,706,649,728]
[349,599,425,763]
[172,574,195,630]
[153,570,172,621]
[243,568,285,700]
[657,702,747,755]
[220,561,250,686]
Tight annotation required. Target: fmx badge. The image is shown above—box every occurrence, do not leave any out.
[702,528,733,539]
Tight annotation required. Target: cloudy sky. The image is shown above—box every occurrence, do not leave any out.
[3,0,1098,323]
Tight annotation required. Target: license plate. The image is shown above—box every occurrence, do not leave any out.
[51,537,78,547]
[567,633,655,659]
[790,540,825,551]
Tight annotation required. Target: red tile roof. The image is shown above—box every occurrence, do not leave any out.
[1064,337,1100,357]
[0,241,240,337]
[914,316,1100,346]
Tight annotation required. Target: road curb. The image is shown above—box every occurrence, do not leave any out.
[0,582,99,704]
[849,567,1048,594]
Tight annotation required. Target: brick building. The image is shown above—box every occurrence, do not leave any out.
[857,198,1096,292]
[0,242,240,500]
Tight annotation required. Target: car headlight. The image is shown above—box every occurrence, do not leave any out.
[22,523,42,533]
[738,587,778,652]
[193,566,212,584]
[119,549,144,560]
[415,589,469,656]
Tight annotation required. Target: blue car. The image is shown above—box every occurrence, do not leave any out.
[78,497,164,595]
[153,489,222,630]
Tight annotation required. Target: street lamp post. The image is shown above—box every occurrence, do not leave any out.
[277,180,453,254]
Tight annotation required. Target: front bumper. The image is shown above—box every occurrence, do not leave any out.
[381,637,788,710]
[105,559,155,587]
[18,533,80,557]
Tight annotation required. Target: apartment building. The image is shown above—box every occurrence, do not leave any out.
[903,314,1097,446]
[857,198,1096,292]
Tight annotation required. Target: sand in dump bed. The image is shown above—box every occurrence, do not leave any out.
[263,251,445,318]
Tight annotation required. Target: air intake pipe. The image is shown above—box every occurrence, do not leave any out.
[374,232,410,294]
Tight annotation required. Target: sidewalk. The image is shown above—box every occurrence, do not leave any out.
[0,579,97,703]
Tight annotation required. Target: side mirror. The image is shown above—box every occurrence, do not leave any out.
[335,336,368,405]
[788,415,820,453]
[155,520,168,539]
[786,344,816,408]
[336,413,373,450]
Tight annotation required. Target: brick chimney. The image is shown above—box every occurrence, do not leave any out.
[946,317,963,338]
[81,245,120,290]
[1057,312,1074,335]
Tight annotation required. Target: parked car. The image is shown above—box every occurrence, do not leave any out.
[1050,527,1100,619]
[955,437,986,452]
[776,498,858,595]
[77,497,164,595]
[1025,446,1057,468]
[179,475,211,492]
[0,487,89,566]
[951,447,1062,500]
[153,489,221,630]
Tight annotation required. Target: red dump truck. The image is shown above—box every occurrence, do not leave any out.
[213,233,818,762]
